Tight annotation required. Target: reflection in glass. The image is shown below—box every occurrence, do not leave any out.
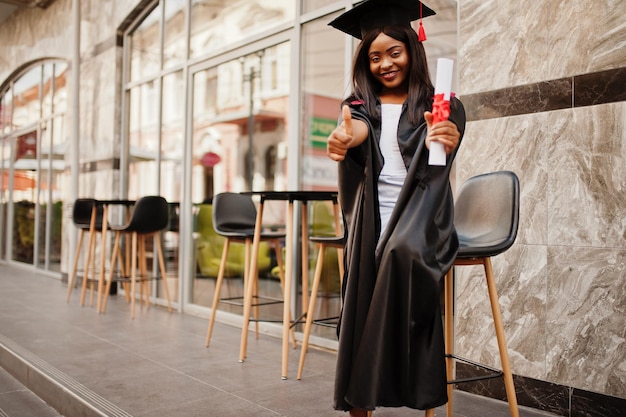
[297,13,346,339]
[42,63,54,118]
[301,0,337,14]
[128,82,159,198]
[0,94,8,260]
[12,130,37,263]
[12,66,42,130]
[190,0,294,59]
[160,71,184,289]
[189,42,291,312]
[37,121,51,268]
[53,63,68,117]
[130,3,161,82]
[163,0,187,69]
[300,13,345,190]
[0,60,67,269]
[42,115,65,272]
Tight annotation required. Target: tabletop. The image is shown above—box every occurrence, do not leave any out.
[243,190,338,203]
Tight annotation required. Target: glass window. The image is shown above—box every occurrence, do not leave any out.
[0,91,11,134]
[190,42,291,315]
[128,82,160,198]
[0,60,67,269]
[42,63,54,118]
[159,70,184,296]
[130,4,162,82]
[301,0,337,14]
[12,129,38,263]
[300,12,346,190]
[163,0,187,69]
[0,94,8,260]
[190,0,295,59]
[37,120,52,268]
[12,66,42,130]
[52,63,68,117]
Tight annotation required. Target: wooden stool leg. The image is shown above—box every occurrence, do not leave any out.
[206,240,230,347]
[297,242,325,379]
[66,229,85,302]
[239,242,257,362]
[88,233,99,307]
[138,237,149,310]
[101,231,121,313]
[445,268,454,417]
[240,202,264,363]
[130,232,138,319]
[424,409,434,417]
[484,258,519,417]
[79,226,96,307]
[271,238,296,348]
[246,240,260,339]
[154,233,172,311]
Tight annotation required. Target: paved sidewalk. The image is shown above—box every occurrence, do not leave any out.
[0,264,554,417]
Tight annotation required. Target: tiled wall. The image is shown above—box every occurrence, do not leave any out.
[454,0,626,415]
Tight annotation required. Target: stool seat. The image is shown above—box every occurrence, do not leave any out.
[455,170,519,259]
[308,235,344,245]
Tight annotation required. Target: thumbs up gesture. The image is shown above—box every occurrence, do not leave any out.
[328,105,358,162]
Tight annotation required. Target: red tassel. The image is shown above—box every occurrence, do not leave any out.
[418,21,427,42]
[418,1,426,42]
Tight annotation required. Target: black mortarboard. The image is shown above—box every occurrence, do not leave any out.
[328,0,436,40]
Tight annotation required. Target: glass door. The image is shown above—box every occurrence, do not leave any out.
[188,41,291,315]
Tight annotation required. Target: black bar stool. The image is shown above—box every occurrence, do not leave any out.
[444,170,520,417]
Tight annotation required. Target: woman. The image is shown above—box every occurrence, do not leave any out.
[327,1,466,416]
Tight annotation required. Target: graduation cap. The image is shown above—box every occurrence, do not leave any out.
[328,0,436,41]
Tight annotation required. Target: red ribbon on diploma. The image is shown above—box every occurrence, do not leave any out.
[432,93,450,124]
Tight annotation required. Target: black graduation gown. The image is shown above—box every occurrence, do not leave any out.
[333,98,466,411]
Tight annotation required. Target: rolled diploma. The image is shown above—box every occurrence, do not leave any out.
[428,58,454,166]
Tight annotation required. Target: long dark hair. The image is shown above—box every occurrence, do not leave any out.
[346,25,434,125]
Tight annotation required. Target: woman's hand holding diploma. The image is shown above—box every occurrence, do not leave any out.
[428,58,460,165]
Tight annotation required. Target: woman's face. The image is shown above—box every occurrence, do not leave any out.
[368,32,410,95]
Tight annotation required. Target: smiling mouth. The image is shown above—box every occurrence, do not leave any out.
[381,71,398,80]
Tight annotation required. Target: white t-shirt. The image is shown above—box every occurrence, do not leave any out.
[378,103,406,237]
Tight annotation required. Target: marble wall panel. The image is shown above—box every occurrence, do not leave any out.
[459,0,549,94]
[456,102,626,397]
[546,103,626,248]
[547,0,626,77]
[455,244,548,380]
[455,111,550,246]
[546,246,626,396]
[459,0,626,95]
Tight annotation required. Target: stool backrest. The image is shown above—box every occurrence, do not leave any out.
[126,196,170,234]
[212,192,257,236]
[454,171,520,258]
[72,199,101,227]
